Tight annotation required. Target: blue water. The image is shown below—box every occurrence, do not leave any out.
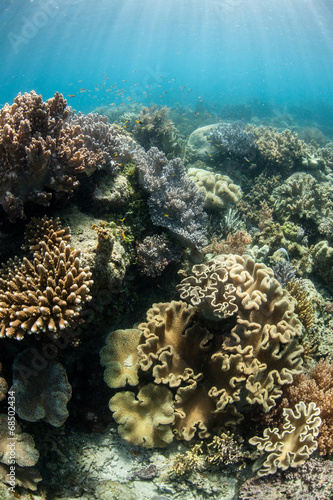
[1,0,333,125]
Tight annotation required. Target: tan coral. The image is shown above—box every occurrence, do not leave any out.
[109,383,175,447]
[177,254,303,412]
[0,463,42,491]
[100,329,142,388]
[0,414,39,467]
[249,401,321,476]
[0,216,93,340]
[188,167,242,209]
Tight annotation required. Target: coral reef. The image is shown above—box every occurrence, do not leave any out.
[312,239,333,286]
[208,122,256,158]
[272,172,333,225]
[286,279,315,330]
[11,348,72,427]
[0,216,93,340]
[0,91,105,221]
[109,383,175,447]
[100,328,142,388]
[249,125,317,175]
[102,255,304,447]
[133,105,182,155]
[249,402,321,476]
[269,359,333,456]
[203,230,252,256]
[272,260,297,288]
[136,234,182,277]
[0,414,41,490]
[239,457,333,500]
[187,167,242,210]
[135,146,208,249]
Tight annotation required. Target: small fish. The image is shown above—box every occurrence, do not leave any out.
[136,120,143,124]
[164,214,169,217]
[68,94,76,97]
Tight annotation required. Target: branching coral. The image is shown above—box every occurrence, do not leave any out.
[249,402,321,476]
[203,230,252,256]
[272,172,333,224]
[11,348,72,427]
[0,91,105,221]
[208,122,255,158]
[187,167,242,210]
[0,216,93,339]
[136,234,182,277]
[135,146,208,249]
[286,280,315,330]
[133,105,182,155]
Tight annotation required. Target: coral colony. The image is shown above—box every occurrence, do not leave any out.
[0,91,333,496]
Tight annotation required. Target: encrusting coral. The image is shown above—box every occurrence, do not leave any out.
[0,91,105,221]
[11,348,72,427]
[0,216,93,340]
[249,401,321,476]
[101,254,304,446]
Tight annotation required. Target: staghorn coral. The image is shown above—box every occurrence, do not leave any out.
[249,402,321,476]
[0,91,105,221]
[273,260,297,288]
[135,146,208,250]
[272,172,333,225]
[187,167,242,210]
[109,383,175,448]
[0,216,93,340]
[100,329,142,388]
[136,234,182,277]
[11,348,72,427]
[168,444,204,476]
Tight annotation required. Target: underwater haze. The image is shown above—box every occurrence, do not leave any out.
[1,0,333,123]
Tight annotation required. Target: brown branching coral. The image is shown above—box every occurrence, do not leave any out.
[249,402,321,476]
[203,230,252,256]
[0,216,93,340]
[0,91,105,221]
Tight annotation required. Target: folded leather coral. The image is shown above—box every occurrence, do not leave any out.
[11,348,72,427]
[0,414,41,490]
[101,254,304,447]
[0,216,93,340]
[249,401,321,476]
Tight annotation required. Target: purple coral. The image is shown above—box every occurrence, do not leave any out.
[135,147,208,250]
[208,121,255,157]
[136,234,182,277]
